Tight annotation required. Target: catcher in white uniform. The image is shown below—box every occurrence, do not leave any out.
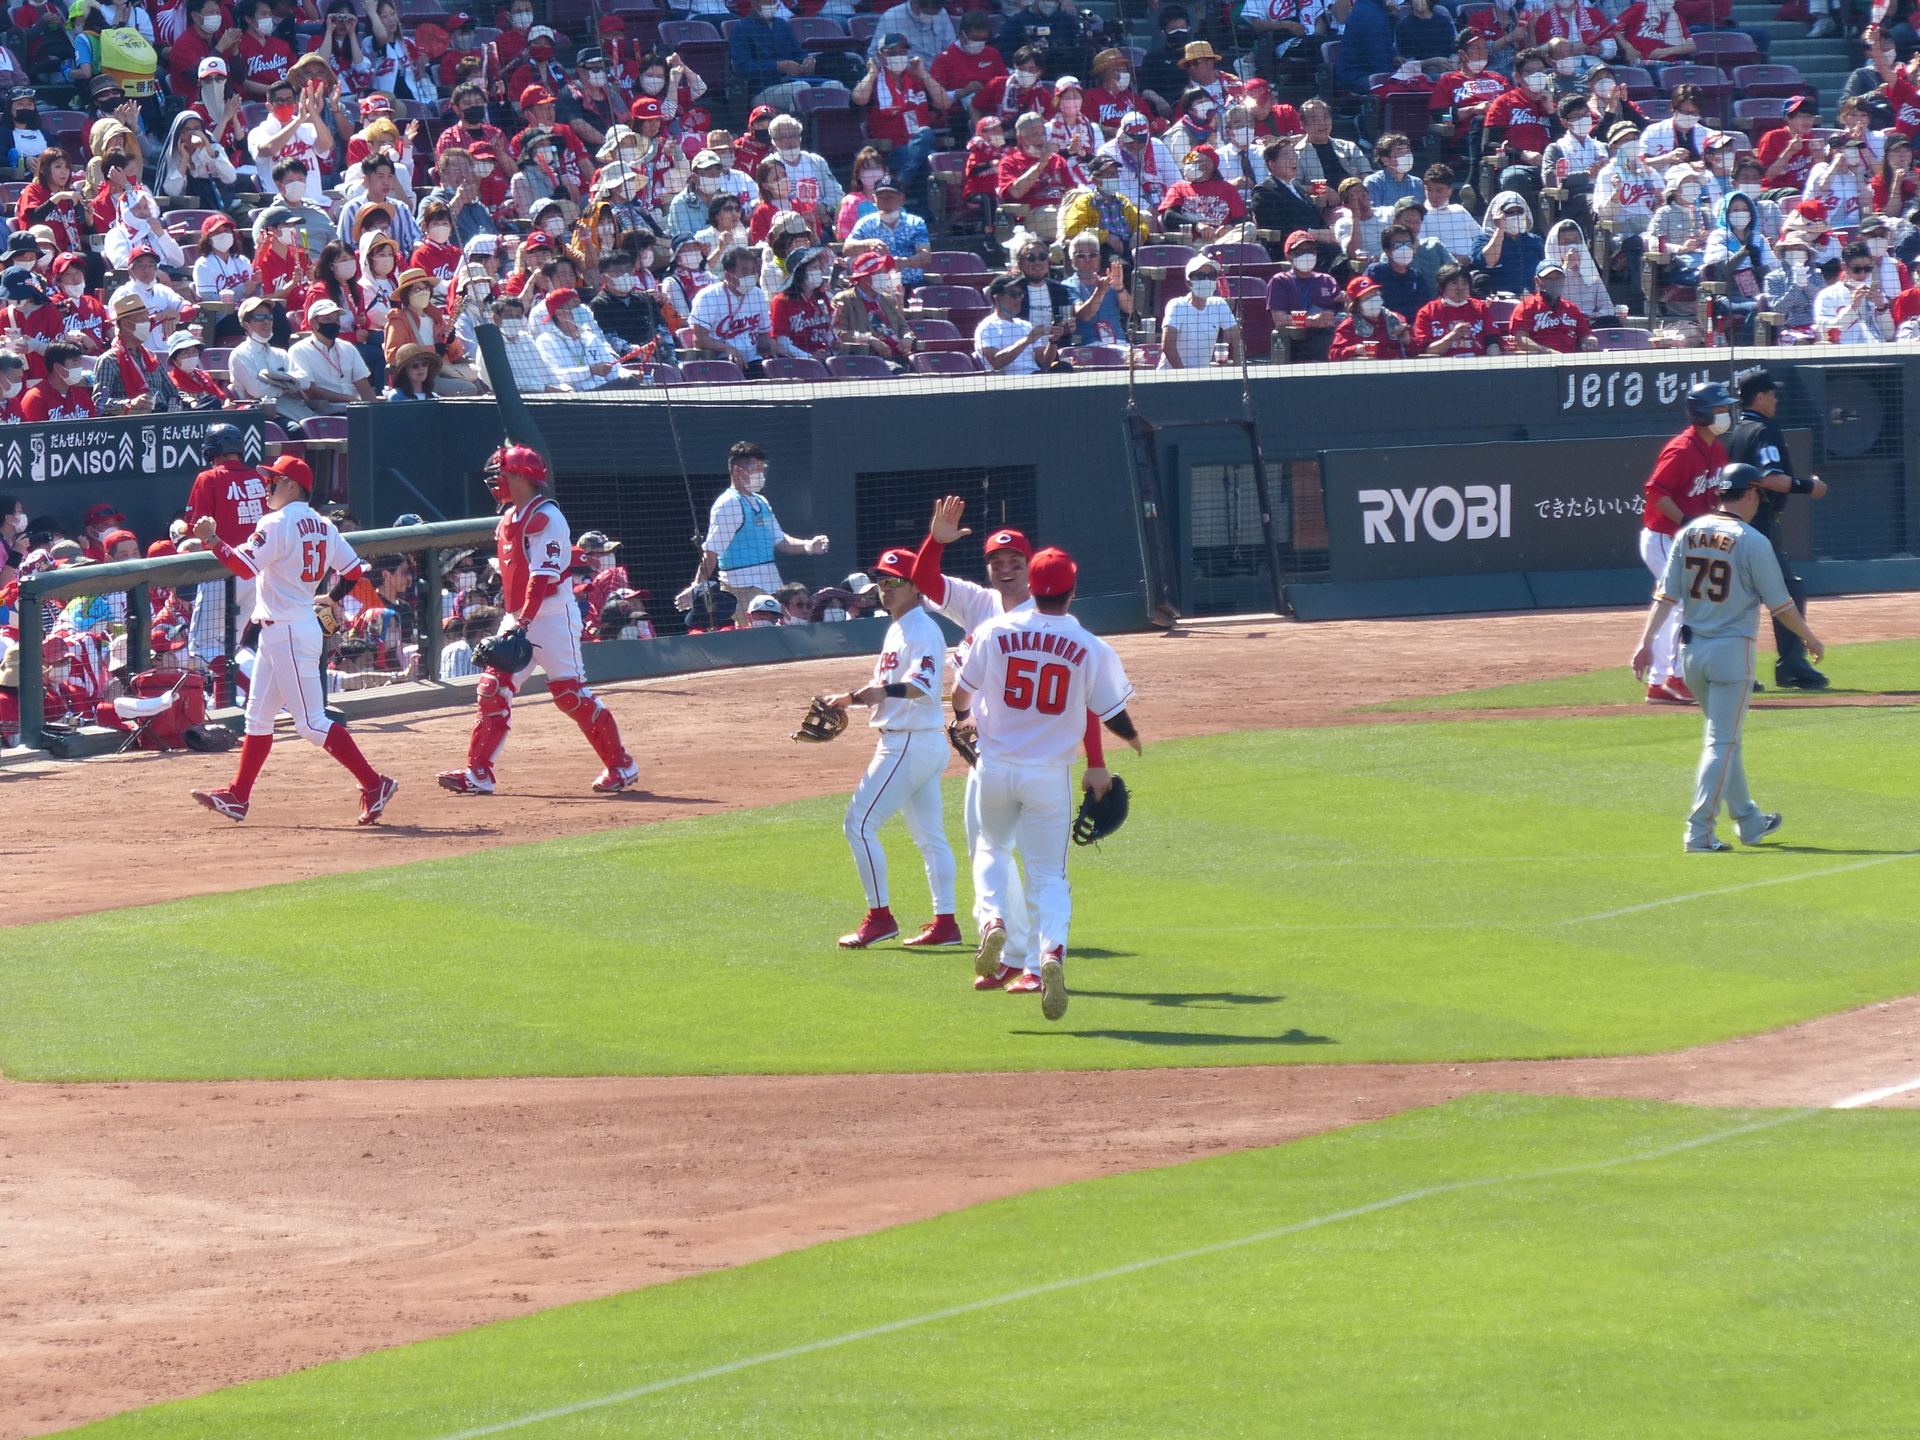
[188,455,399,826]
[823,547,959,950]
[952,547,1139,1021]
[911,496,1113,994]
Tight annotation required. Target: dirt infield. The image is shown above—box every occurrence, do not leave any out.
[4,595,1914,929]
[3,597,1917,1437]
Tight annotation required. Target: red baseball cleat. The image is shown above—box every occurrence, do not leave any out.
[974,919,1007,978]
[437,768,495,795]
[358,775,399,825]
[1664,676,1695,703]
[902,915,964,948]
[189,787,248,822]
[1039,949,1068,1021]
[1005,970,1043,994]
[838,909,899,949]
[974,963,1022,991]
[592,761,641,794]
[1646,684,1686,705]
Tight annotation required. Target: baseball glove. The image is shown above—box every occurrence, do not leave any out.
[1072,773,1130,846]
[473,626,536,675]
[792,696,849,743]
[314,597,341,636]
[946,720,978,768]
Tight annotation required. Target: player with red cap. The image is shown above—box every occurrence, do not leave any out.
[188,454,399,825]
[820,547,958,950]
[910,495,1112,993]
[440,443,640,796]
[951,545,1141,1021]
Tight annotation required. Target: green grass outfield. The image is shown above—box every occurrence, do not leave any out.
[6,708,1919,1081]
[1369,638,1920,713]
[62,1095,1920,1439]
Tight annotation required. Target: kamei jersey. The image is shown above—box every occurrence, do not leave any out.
[499,496,571,618]
[1657,512,1791,641]
[230,501,364,624]
[869,605,947,730]
[957,609,1133,767]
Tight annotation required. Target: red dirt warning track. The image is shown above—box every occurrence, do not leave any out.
[1,598,1916,1436]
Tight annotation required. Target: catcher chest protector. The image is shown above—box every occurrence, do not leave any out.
[97,670,209,750]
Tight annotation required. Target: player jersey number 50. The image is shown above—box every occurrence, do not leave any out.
[1003,656,1072,715]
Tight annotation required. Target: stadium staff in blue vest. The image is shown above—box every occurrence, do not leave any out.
[685,440,831,622]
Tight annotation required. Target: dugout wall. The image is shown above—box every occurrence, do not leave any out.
[347,344,1920,627]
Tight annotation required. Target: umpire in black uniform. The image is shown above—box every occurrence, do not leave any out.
[1725,368,1830,689]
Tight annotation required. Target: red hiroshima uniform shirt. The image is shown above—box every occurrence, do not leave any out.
[1508,292,1591,352]
[1643,427,1726,536]
[499,494,567,619]
[1412,296,1498,355]
[186,457,274,548]
[20,377,95,420]
[1483,87,1554,153]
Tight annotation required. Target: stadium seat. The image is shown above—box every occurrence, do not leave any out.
[1596,325,1653,349]
[1134,243,1197,309]
[763,356,832,380]
[1733,97,1790,134]
[849,13,880,43]
[1611,65,1658,100]
[0,181,28,206]
[828,354,896,379]
[1223,274,1272,359]
[1731,64,1812,100]
[809,106,866,167]
[1061,345,1128,368]
[296,415,349,440]
[679,359,750,383]
[1638,98,1673,121]
[910,282,990,332]
[1691,31,1759,62]
[41,110,86,163]
[909,317,962,340]
[163,209,225,236]
[924,250,992,280]
[795,85,851,112]
[656,18,719,44]
[639,362,683,384]
[910,351,984,374]
[1487,298,1518,332]
[199,346,235,377]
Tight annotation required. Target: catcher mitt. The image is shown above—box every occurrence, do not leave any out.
[792,696,849,743]
[473,626,536,675]
[946,720,978,768]
[1073,773,1129,846]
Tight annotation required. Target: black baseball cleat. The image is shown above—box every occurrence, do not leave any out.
[1739,813,1784,845]
[1774,665,1830,691]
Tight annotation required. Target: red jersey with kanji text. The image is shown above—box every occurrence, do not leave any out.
[1753,126,1820,190]
[186,457,274,547]
[1643,428,1726,536]
[498,494,571,617]
[1412,296,1498,355]
[1509,292,1591,352]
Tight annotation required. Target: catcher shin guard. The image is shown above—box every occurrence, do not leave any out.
[550,679,631,769]
[466,670,514,777]
[323,725,382,788]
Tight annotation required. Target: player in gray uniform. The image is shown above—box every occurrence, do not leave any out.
[1631,463,1826,853]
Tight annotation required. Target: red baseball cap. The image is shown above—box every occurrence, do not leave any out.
[518,84,555,108]
[849,251,895,278]
[83,502,124,525]
[1028,547,1077,598]
[523,230,556,250]
[598,11,624,27]
[101,527,136,550]
[872,547,916,580]
[629,96,663,120]
[984,527,1031,558]
[544,286,579,315]
[146,539,176,557]
[267,454,313,492]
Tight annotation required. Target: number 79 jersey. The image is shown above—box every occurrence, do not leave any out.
[233,500,363,625]
[1658,511,1792,642]
[957,607,1133,767]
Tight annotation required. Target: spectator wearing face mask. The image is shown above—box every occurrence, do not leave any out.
[1211,103,1268,194]
[165,330,234,408]
[1097,110,1178,212]
[1583,64,1647,137]
[1364,224,1437,322]
[869,0,957,65]
[1330,274,1411,359]
[1540,218,1612,320]
[253,158,336,260]
[1613,0,1694,66]
[1085,48,1151,135]
[1136,6,1193,120]
[94,294,182,414]
[1542,95,1606,211]
[844,176,932,285]
[247,76,334,182]
[1594,123,1657,276]
[976,271,1059,373]
[0,268,61,379]
[1856,216,1909,300]
[1471,191,1544,297]
[1506,258,1597,352]
[192,214,255,303]
[591,250,669,356]
[1159,255,1241,368]
[477,293,554,392]
[1483,47,1556,203]
[1161,87,1220,167]
[998,0,1083,81]
[1639,84,1720,172]
[834,251,917,366]
[978,47,1057,130]
[1413,261,1500,356]
[1760,232,1819,336]
[1429,39,1504,180]
[668,150,733,237]
[0,352,25,420]
[1045,76,1100,164]
[933,13,1008,122]
[1702,191,1775,342]
[1060,153,1150,258]
[48,253,109,353]
[853,36,951,204]
[1265,230,1341,362]
[690,441,829,620]
[533,287,629,390]
[768,245,837,360]
[1648,164,1712,286]
[1160,145,1248,241]
[765,114,845,219]
[689,243,774,373]
[289,297,379,409]
[1388,199,1454,285]
[21,338,95,419]
[731,2,819,109]
[1062,232,1133,345]
[1805,137,1869,234]
[228,294,313,422]
[1364,132,1423,209]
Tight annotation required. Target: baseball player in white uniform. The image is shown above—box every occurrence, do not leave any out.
[953,547,1139,1021]
[1632,462,1825,852]
[911,496,1116,993]
[440,444,640,796]
[825,548,960,950]
[188,454,399,826]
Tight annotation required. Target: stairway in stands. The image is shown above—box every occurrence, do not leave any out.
[1736,0,1861,109]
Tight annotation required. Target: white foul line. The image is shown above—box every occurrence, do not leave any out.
[1831,1075,1920,1109]
[427,1110,1814,1440]
[1560,852,1920,925]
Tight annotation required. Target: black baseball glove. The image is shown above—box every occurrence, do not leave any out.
[792,696,849,743]
[1073,773,1129,846]
[474,626,535,675]
[946,720,978,767]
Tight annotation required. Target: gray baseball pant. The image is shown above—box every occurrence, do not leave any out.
[1679,634,1766,847]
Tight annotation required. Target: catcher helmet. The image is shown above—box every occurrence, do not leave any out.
[487,444,550,503]
[203,423,245,459]
[1684,381,1735,423]
[1714,462,1764,500]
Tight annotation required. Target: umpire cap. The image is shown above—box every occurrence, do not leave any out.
[1714,462,1763,501]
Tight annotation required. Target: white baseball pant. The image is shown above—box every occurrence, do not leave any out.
[963,763,1033,971]
[973,758,1074,965]
[1639,529,1682,685]
[243,615,333,744]
[844,729,956,913]
[504,604,586,687]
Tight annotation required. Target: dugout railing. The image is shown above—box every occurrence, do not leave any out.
[14,517,500,754]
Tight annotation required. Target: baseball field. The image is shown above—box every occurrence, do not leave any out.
[5,599,1918,1437]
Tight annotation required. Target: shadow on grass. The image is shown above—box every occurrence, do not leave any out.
[1067,948,1139,960]
[1073,989,1283,1008]
[1770,846,1920,856]
[1012,1028,1335,1047]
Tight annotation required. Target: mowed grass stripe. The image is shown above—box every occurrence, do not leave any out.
[61,1096,1920,1439]
[3,710,1918,1080]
